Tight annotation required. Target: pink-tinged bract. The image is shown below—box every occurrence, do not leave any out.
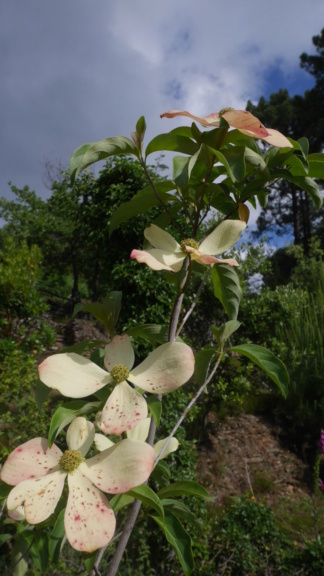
[38,352,112,398]
[129,342,194,394]
[99,380,148,436]
[65,470,116,552]
[80,438,155,494]
[0,438,62,485]
[1,418,155,553]
[160,108,292,148]
[131,220,245,273]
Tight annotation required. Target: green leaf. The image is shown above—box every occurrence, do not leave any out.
[211,320,241,344]
[212,264,242,320]
[161,499,202,532]
[109,182,176,234]
[210,147,246,182]
[229,343,289,397]
[289,176,322,210]
[73,291,122,336]
[128,484,164,519]
[35,379,51,410]
[69,142,96,183]
[82,551,97,572]
[60,339,106,356]
[145,133,198,157]
[297,137,309,159]
[125,324,182,343]
[201,126,228,149]
[133,115,146,149]
[157,480,212,500]
[270,169,323,209]
[90,346,105,368]
[194,348,216,386]
[170,126,195,138]
[244,147,269,176]
[151,511,194,576]
[110,493,134,512]
[173,155,190,186]
[150,460,171,486]
[49,508,65,563]
[288,153,324,179]
[0,480,12,499]
[0,533,12,546]
[29,531,49,573]
[48,400,101,446]
[70,136,138,181]
[147,395,162,427]
[208,183,237,215]
[188,144,211,182]
[12,544,28,576]
[284,154,309,176]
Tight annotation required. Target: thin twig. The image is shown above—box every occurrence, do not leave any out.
[175,268,211,337]
[105,499,142,576]
[168,258,191,342]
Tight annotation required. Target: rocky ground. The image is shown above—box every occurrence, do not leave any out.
[197,411,310,507]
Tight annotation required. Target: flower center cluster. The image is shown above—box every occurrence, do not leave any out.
[59,449,84,473]
[218,107,234,116]
[180,238,199,253]
[110,364,130,384]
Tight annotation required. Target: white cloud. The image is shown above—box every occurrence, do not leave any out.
[0,0,323,201]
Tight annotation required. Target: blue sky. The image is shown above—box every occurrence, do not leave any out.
[1,0,323,235]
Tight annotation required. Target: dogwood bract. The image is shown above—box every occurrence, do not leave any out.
[131,220,246,272]
[0,417,154,552]
[95,417,179,461]
[38,335,194,435]
[160,108,293,148]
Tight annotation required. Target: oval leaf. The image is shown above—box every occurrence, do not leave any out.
[128,484,164,519]
[151,511,194,576]
[228,343,289,397]
[157,480,212,500]
[212,264,242,320]
[109,186,176,235]
[145,133,198,157]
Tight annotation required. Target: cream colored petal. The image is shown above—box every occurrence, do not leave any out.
[131,249,184,272]
[144,224,180,252]
[186,247,239,266]
[188,250,239,267]
[127,417,151,442]
[99,381,148,436]
[8,505,25,521]
[80,438,154,494]
[199,220,246,256]
[104,334,135,372]
[0,438,62,485]
[222,110,269,138]
[66,417,95,456]
[160,110,221,127]
[261,128,293,148]
[38,352,112,398]
[7,471,65,524]
[65,470,115,552]
[154,437,179,460]
[94,433,115,452]
[129,342,194,394]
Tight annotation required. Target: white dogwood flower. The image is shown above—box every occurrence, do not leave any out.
[0,417,154,552]
[39,336,194,436]
[131,220,245,272]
